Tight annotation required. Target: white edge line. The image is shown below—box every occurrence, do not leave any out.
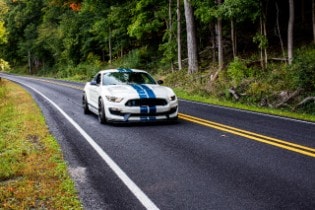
[18,81,159,210]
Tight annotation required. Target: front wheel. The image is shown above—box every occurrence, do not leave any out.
[98,99,106,124]
[82,93,90,114]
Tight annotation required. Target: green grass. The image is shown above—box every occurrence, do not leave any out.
[0,79,82,209]
[174,87,315,123]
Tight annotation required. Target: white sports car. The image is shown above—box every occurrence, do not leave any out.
[82,68,178,123]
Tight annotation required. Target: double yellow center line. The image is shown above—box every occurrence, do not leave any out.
[179,113,315,158]
[29,77,315,158]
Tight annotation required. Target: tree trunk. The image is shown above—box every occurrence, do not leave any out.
[259,12,268,69]
[108,27,112,64]
[184,0,198,73]
[169,0,174,71]
[177,0,182,70]
[263,17,268,68]
[288,0,294,65]
[211,23,216,63]
[211,0,223,81]
[294,96,315,110]
[259,16,264,68]
[275,1,286,60]
[28,50,32,74]
[231,19,237,58]
[301,0,305,24]
[217,0,223,71]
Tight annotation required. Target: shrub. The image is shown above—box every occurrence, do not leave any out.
[227,57,253,86]
[289,46,315,93]
[0,58,10,71]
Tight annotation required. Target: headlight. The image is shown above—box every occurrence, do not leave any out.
[105,96,124,103]
[170,95,176,101]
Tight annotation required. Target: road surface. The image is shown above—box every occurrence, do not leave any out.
[2,73,315,210]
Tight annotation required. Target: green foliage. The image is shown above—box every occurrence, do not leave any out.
[218,0,259,22]
[289,46,315,93]
[245,81,271,103]
[58,11,82,66]
[128,0,165,40]
[55,57,102,81]
[0,58,10,71]
[253,33,268,49]
[194,1,217,23]
[159,39,177,66]
[0,21,7,44]
[164,69,212,96]
[0,1,9,17]
[227,57,253,86]
[115,47,150,69]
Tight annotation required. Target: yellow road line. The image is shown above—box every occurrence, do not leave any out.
[179,113,315,158]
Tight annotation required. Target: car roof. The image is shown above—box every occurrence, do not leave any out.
[98,68,147,74]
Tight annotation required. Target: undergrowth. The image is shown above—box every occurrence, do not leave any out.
[0,79,82,209]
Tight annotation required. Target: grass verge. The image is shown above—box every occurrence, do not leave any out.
[174,88,315,123]
[0,79,82,209]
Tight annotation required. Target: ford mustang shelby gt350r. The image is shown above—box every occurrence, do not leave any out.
[82,68,178,123]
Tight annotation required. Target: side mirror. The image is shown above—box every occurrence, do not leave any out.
[157,80,164,85]
[90,80,97,86]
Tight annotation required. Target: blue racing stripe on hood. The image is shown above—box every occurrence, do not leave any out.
[140,85,156,98]
[130,84,148,98]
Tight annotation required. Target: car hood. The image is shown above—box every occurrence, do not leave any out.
[105,84,175,99]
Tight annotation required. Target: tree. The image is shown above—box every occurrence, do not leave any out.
[0,21,7,45]
[107,4,133,59]
[177,0,182,70]
[184,0,198,73]
[288,0,294,65]
[158,0,177,70]
[194,0,217,66]
[216,0,223,73]
[3,0,44,72]
[275,1,286,60]
[0,0,8,44]
[312,0,315,44]
[128,0,164,40]
[36,0,67,67]
[253,0,269,69]
[219,0,259,58]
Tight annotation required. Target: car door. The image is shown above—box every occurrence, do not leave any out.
[88,73,101,109]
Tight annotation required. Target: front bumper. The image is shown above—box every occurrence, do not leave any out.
[105,100,178,122]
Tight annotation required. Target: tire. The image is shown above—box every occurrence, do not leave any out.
[82,94,90,114]
[98,99,106,124]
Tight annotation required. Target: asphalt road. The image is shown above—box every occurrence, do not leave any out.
[2,73,315,210]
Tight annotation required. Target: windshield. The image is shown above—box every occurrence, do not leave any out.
[103,72,157,85]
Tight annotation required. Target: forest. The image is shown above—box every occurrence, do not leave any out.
[0,0,315,114]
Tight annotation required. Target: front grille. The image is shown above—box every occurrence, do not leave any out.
[125,98,168,107]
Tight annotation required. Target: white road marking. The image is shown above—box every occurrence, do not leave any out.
[17,81,159,210]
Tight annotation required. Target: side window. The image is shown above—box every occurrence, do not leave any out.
[96,74,101,85]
